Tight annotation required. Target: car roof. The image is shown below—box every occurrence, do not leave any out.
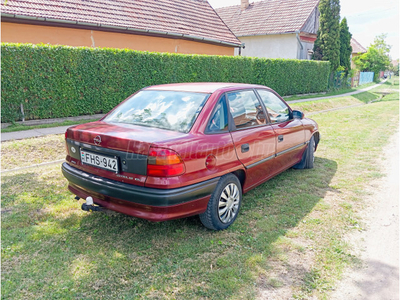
[144,82,265,93]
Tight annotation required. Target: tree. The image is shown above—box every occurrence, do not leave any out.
[312,0,341,71]
[339,17,352,74]
[389,60,399,76]
[353,34,391,81]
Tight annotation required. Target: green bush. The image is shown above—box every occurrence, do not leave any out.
[1,43,330,122]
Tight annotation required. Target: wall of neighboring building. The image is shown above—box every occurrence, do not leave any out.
[234,34,298,59]
[298,41,314,60]
[1,22,235,56]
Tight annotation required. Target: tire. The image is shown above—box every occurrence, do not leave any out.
[199,174,242,230]
[293,135,315,169]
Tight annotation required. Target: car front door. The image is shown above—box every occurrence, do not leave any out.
[256,89,306,171]
[226,89,277,191]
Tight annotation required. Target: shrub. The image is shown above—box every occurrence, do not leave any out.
[1,43,330,122]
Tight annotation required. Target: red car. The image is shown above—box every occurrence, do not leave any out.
[62,83,319,230]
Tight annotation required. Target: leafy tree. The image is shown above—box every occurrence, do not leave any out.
[389,60,399,76]
[353,34,391,81]
[312,0,341,71]
[339,17,352,74]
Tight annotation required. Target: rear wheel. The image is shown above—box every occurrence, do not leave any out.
[293,135,315,169]
[199,174,242,230]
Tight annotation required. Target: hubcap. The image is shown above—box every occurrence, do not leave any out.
[218,183,240,224]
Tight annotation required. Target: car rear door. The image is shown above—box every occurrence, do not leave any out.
[255,89,306,171]
[226,89,277,191]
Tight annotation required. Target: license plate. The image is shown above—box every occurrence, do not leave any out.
[80,149,119,172]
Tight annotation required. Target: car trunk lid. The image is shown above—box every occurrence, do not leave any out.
[65,121,187,186]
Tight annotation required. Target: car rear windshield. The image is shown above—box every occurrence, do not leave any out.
[104,90,210,133]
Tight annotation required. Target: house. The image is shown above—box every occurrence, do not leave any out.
[216,0,320,59]
[350,37,367,69]
[1,0,241,56]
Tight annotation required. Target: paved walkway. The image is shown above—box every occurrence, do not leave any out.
[1,125,73,142]
[286,80,386,104]
[1,81,386,142]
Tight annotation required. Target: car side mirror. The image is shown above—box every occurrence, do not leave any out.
[293,110,304,119]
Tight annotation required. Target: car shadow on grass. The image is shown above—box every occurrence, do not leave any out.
[2,157,337,299]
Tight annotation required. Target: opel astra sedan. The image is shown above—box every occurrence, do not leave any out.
[62,83,320,230]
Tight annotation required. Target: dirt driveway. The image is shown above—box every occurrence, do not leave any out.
[330,132,399,300]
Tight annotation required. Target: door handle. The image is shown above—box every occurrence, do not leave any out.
[278,135,284,142]
[241,144,250,153]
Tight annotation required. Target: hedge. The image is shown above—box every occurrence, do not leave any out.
[1,43,330,122]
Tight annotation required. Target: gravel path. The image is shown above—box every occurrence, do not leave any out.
[330,132,399,300]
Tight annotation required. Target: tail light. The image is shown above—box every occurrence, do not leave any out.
[65,130,69,154]
[147,147,185,177]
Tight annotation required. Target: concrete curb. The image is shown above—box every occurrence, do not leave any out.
[1,125,72,142]
[1,114,105,129]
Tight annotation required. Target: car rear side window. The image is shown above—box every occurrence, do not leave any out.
[227,90,266,129]
[256,89,291,123]
[206,95,229,133]
[104,90,209,133]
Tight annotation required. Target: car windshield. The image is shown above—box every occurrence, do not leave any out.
[104,90,209,133]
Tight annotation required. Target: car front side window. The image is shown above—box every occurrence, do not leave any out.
[256,89,291,123]
[227,90,266,130]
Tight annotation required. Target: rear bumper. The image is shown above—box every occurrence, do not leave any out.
[61,162,219,221]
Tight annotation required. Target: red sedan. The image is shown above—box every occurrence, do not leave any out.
[62,83,319,230]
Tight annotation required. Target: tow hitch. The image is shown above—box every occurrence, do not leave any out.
[81,196,103,212]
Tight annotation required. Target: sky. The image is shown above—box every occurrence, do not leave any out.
[208,0,399,60]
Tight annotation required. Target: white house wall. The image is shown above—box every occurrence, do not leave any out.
[234,34,299,59]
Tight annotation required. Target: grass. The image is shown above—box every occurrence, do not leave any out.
[291,76,399,115]
[1,118,100,133]
[1,135,65,170]
[283,81,378,101]
[1,83,399,299]
[290,97,366,115]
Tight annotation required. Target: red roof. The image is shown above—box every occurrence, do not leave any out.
[216,0,319,36]
[1,0,241,46]
[350,38,367,54]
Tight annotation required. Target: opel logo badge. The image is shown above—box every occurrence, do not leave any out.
[94,135,101,145]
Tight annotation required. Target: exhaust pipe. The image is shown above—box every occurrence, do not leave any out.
[81,196,103,212]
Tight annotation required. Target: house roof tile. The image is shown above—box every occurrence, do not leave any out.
[350,38,367,54]
[1,0,241,46]
[216,0,319,37]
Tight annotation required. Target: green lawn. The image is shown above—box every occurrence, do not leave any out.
[1,135,65,170]
[283,80,379,101]
[1,85,399,299]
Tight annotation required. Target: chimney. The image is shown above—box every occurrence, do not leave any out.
[241,0,249,11]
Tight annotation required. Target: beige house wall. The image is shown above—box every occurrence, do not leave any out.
[2,22,235,56]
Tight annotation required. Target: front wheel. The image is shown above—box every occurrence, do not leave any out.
[293,136,315,169]
[199,174,242,230]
